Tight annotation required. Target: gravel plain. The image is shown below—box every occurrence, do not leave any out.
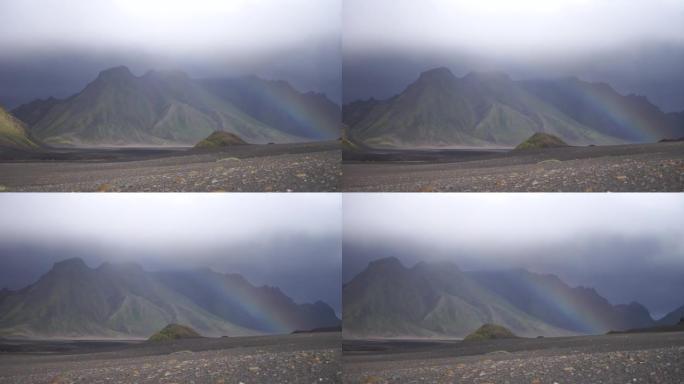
[0,333,342,384]
[0,141,341,192]
[342,331,684,384]
[342,142,684,192]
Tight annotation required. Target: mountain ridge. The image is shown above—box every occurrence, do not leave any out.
[13,66,340,147]
[344,258,668,339]
[344,68,682,148]
[0,258,339,339]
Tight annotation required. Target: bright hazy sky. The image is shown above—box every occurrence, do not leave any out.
[344,0,684,55]
[1,0,340,55]
[1,193,339,247]
[0,0,342,107]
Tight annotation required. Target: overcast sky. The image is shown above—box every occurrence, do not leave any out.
[345,0,684,55]
[0,0,342,107]
[0,193,342,313]
[343,0,684,111]
[343,193,684,318]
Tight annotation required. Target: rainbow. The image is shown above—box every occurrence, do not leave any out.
[558,78,668,143]
[511,270,624,334]
[242,77,339,140]
[198,272,301,334]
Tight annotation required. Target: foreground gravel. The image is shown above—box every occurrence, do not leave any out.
[0,333,341,384]
[347,347,683,384]
[343,332,684,384]
[0,142,341,192]
[343,142,684,192]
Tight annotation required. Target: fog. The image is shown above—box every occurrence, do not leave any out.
[343,0,684,111]
[343,194,684,318]
[345,0,684,55]
[0,0,342,107]
[0,193,342,313]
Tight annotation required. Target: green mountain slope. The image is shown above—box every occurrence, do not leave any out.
[345,68,680,148]
[15,67,319,147]
[343,258,572,339]
[0,106,38,150]
[0,258,339,339]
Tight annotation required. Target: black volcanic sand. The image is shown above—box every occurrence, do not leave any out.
[0,141,340,192]
[0,332,341,383]
[343,331,684,383]
[342,141,684,192]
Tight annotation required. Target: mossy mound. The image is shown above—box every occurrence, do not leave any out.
[515,132,568,150]
[464,323,517,341]
[148,324,202,342]
[194,131,247,149]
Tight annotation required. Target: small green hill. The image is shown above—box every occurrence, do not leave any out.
[515,132,568,150]
[194,131,247,149]
[148,324,202,342]
[464,323,518,341]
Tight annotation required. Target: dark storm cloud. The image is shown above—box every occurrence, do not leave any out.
[342,0,684,111]
[0,194,342,313]
[0,0,342,108]
[343,194,684,318]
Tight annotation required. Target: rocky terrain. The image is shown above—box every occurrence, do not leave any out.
[0,141,340,192]
[343,331,684,383]
[0,333,341,384]
[342,142,684,192]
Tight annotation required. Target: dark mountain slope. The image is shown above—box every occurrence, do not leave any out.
[12,97,61,126]
[657,304,684,326]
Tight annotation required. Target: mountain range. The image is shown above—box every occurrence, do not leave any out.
[343,68,683,148]
[0,258,339,339]
[9,66,340,147]
[343,257,681,339]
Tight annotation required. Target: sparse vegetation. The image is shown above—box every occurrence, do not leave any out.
[464,324,518,341]
[148,324,202,342]
[515,132,568,150]
[194,131,247,149]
